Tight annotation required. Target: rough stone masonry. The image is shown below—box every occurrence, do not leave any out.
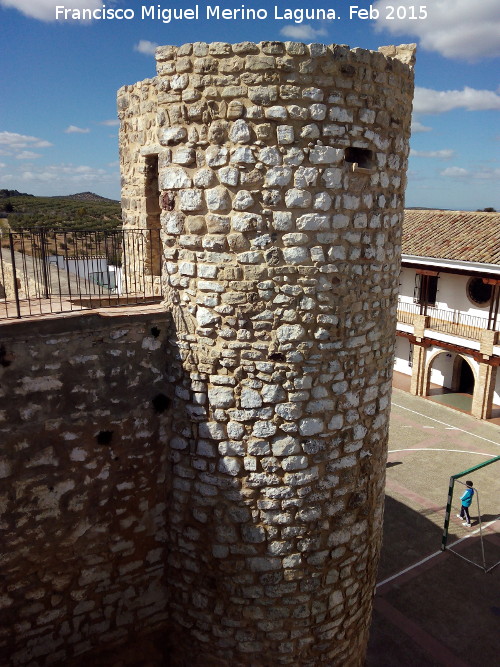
[118,41,416,665]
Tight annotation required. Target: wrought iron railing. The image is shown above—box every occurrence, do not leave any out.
[0,229,162,320]
[397,300,499,340]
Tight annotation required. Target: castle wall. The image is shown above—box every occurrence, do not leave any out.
[0,308,171,665]
[118,41,415,665]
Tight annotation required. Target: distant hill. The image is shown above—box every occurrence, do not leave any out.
[57,191,120,204]
[0,189,34,199]
[0,193,122,231]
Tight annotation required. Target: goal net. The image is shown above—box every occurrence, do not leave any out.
[441,455,500,573]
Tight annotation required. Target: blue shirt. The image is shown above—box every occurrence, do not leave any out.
[460,488,474,507]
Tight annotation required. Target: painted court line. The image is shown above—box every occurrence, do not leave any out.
[388,448,498,458]
[392,402,500,447]
[376,517,500,590]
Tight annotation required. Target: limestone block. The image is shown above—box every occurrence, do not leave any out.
[296,213,330,231]
[193,167,216,188]
[230,147,256,164]
[206,146,229,167]
[310,104,327,120]
[264,167,292,187]
[285,189,312,208]
[282,246,310,264]
[303,87,324,101]
[265,106,288,120]
[294,167,319,188]
[159,126,187,145]
[233,190,255,211]
[172,147,196,165]
[309,146,343,164]
[248,86,278,105]
[277,125,294,145]
[300,124,320,139]
[283,147,305,166]
[161,211,184,234]
[258,147,282,166]
[272,211,293,231]
[218,166,240,185]
[287,104,308,120]
[313,192,333,211]
[322,168,343,189]
[232,212,263,232]
[159,167,192,189]
[179,189,203,211]
[205,186,231,211]
[229,119,251,143]
[329,107,354,124]
[208,386,235,408]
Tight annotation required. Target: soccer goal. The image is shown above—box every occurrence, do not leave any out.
[441,455,500,573]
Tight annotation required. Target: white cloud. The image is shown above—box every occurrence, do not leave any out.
[280,24,327,41]
[411,149,454,160]
[373,0,500,60]
[0,131,52,150]
[134,40,159,56]
[65,125,90,134]
[0,162,6,169]
[16,151,42,160]
[0,0,102,22]
[100,119,119,127]
[414,86,500,115]
[18,163,114,184]
[411,120,432,133]
[441,166,500,180]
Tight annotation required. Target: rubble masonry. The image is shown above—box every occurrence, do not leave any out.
[118,40,415,665]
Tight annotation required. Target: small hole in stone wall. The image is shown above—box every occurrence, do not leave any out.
[344,147,374,169]
[0,345,12,367]
[152,393,171,414]
[268,352,286,362]
[151,326,161,338]
[96,430,114,445]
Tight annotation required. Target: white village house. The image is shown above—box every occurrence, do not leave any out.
[394,209,500,420]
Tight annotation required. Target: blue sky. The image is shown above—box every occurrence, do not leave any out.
[1,1,499,210]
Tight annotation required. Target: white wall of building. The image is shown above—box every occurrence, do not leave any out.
[399,267,492,323]
[494,370,500,406]
[394,336,412,376]
[398,268,415,306]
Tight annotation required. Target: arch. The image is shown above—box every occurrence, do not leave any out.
[450,355,476,394]
[424,350,477,413]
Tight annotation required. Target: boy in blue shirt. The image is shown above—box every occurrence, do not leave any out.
[456,480,474,527]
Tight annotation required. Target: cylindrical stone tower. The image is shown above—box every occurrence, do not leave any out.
[118,41,415,665]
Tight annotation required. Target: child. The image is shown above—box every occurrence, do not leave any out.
[456,480,474,527]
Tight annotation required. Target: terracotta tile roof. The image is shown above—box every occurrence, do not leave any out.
[402,209,500,266]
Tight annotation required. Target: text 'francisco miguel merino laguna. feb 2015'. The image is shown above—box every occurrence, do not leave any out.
[55,4,386,24]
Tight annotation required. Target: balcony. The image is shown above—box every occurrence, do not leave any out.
[397,300,499,341]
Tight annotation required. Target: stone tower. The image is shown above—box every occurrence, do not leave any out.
[118,41,415,665]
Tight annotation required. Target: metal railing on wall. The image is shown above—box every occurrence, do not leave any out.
[0,229,162,320]
[397,299,499,340]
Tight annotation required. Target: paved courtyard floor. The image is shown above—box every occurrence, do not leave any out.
[366,388,500,667]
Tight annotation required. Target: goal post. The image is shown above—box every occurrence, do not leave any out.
[441,455,500,573]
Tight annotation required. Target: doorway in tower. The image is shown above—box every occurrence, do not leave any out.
[427,352,475,414]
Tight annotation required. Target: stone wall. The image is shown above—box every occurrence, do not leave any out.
[118,41,415,665]
[0,308,171,665]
